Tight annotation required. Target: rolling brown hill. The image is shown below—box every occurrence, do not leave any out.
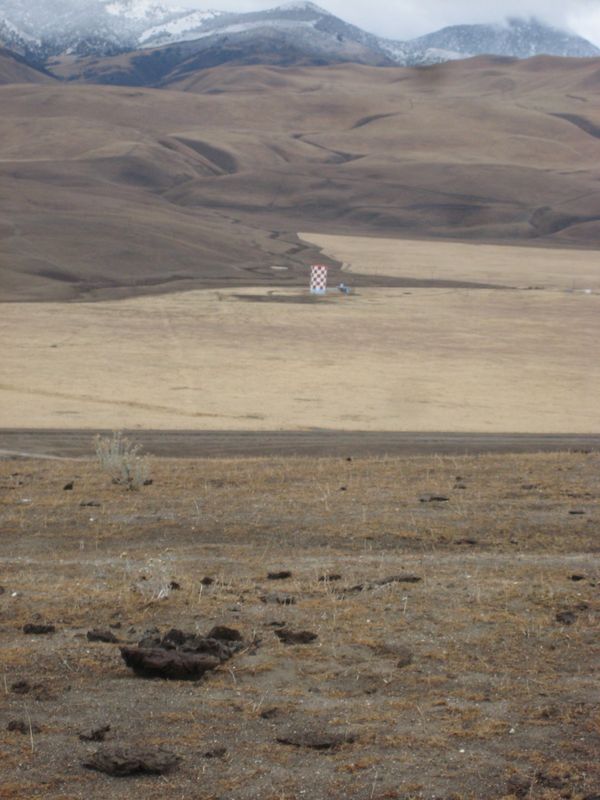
[0,47,54,84]
[2,56,600,301]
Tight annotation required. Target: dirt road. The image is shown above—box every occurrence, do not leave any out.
[1,429,599,459]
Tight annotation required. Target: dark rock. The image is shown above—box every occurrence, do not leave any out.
[136,627,244,662]
[318,573,342,582]
[267,571,292,580]
[203,746,227,759]
[63,481,74,491]
[11,680,31,694]
[83,745,180,777]
[372,642,413,666]
[138,634,162,649]
[120,647,220,680]
[200,577,214,586]
[0,586,5,595]
[143,479,153,486]
[275,628,317,645]
[8,719,41,734]
[535,769,569,789]
[79,725,111,742]
[569,510,586,515]
[175,634,242,660]
[455,484,467,489]
[80,500,101,507]
[419,494,449,503]
[276,729,355,750]
[87,629,119,644]
[339,486,347,491]
[169,581,181,590]
[377,574,421,586]
[456,538,478,546]
[12,680,52,701]
[570,574,586,581]
[260,707,279,719]
[260,593,295,605]
[556,610,577,625]
[161,628,187,647]
[23,623,55,635]
[182,636,242,661]
[396,647,414,668]
[346,457,352,461]
[507,774,531,797]
[33,685,55,702]
[266,620,286,627]
[206,626,243,642]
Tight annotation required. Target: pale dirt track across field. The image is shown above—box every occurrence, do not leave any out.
[1,430,600,459]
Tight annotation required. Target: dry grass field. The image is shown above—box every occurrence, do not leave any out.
[300,234,600,291]
[1,450,598,799]
[1,233,599,432]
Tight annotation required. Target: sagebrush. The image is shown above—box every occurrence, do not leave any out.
[93,431,150,490]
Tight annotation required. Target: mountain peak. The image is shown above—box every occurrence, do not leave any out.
[274,1,329,11]
[0,1,598,71]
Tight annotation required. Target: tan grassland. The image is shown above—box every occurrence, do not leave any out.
[300,232,600,291]
[1,235,599,432]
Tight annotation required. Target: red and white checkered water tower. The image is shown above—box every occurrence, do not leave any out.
[310,264,328,295]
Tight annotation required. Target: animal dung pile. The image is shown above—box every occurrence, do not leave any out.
[83,745,181,776]
[120,625,244,680]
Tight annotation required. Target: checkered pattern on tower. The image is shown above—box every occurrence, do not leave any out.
[310,265,328,294]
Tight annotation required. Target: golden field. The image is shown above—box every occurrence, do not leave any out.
[1,234,599,432]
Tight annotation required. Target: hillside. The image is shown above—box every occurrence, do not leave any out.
[2,56,600,301]
[0,47,53,83]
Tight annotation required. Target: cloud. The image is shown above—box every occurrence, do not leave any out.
[176,0,600,44]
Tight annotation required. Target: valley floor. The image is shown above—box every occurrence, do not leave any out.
[1,234,599,433]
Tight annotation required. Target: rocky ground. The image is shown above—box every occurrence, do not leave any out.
[0,449,599,799]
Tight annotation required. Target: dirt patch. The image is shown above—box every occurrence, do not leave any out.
[0,452,599,798]
[232,292,331,304]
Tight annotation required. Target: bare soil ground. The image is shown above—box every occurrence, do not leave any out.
[1,451,599,799]
[2,430,600,460]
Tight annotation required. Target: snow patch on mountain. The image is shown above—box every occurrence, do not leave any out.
[139,10,223,44]
[106,1,167,19]
[0,17,40,44]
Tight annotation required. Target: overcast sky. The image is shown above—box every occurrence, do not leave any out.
[177,0,600,44]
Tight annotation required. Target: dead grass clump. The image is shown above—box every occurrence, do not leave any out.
[93,432,150,491]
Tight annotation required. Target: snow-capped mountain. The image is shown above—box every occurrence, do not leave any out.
[0,0,225,60]
[404,17,600,63]
[0,0,598,74]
